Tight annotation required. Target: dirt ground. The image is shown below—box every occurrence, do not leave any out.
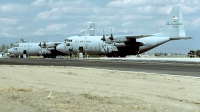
[0,65,200,112]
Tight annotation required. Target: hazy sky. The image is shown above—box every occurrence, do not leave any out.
[0,0,200,37]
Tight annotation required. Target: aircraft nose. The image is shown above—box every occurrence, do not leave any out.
[56,43,65,53]
[8,48,14,54]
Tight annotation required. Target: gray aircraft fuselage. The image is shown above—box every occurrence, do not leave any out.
[8,43,43,57]
[56,6,191,57]
[56,35,170,57]
[8,42,64,58]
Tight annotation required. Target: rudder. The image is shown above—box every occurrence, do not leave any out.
[84,22,97,36]
[159,6,186,37]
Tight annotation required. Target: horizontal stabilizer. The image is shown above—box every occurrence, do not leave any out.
[170,37,192,40]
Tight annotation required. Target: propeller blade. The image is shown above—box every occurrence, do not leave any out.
[38,42,41,46]
[109,28,114,40]
[101,29,106,41]
[43,42,46,47]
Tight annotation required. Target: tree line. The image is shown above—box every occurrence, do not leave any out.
[0,43,14,53]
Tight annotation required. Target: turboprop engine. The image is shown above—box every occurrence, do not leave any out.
[38,49,51,55]
[111,36,130,43]
[39,42,57,50]
[38,42,47,48]
[101,35,129,43]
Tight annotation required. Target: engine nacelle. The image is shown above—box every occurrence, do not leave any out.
[46,43,56,48]
[113,42,144,47]
[39,49,51,55]
[113,42,125,47]
[113,36,130,43]
[101,45,118,54]
[47,47,55,50]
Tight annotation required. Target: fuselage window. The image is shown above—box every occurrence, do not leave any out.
[66,43,70,46]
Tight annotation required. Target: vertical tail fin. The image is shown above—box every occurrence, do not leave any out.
[84,22,97,36]
[159,6,186,38]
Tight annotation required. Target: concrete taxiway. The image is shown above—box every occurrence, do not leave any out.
[0,57,200,77]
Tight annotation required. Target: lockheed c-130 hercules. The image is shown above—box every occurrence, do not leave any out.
[56,6,192,57]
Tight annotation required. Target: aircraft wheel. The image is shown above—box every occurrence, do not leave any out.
[113,53,119,57]
[120,55,126,57]
[43,54,47,58]
[106,54,112,57]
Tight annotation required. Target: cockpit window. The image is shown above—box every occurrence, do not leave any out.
[65,38,72,42]
[13,44,19,47]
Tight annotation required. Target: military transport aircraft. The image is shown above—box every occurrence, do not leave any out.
[7,41,63,58]
[8,42,39,58]
[8,22,98,58]
[56,6,191,57]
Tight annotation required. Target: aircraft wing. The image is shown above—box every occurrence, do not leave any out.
[109,34,155,43]
[125,34,155,39]
[46,42,63,46]
[39,41,63,49]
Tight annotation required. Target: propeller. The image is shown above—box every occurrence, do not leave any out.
[43,42,46,47]
[20,38,29,43]
[21,38,25,43]
[108,28,114,41]
[38,42,47,48]
[101,29,106,41]
[38,42,41,46]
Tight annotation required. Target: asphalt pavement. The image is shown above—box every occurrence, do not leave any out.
[0,58,200,77]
